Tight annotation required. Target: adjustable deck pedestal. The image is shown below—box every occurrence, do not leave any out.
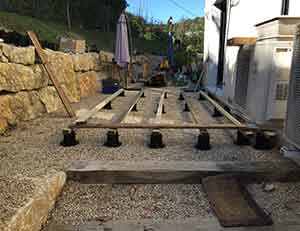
[60,129,79,147]
[195,130,211,150]
[236,130,251,146]
[212,108,223,117]
[149,130,165,149]
[104,130,122,147]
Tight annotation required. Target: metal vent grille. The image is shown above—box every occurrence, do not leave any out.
[234,46,252,109]
[275,83,289,101]
[286,26,300,148]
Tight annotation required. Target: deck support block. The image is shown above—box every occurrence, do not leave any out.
[104,130,122,147]
[178,93,184,101]
[195,130,211,150]
[236,130,251,146]
[60,129,79,147]
[132,104,138,112]
[162,105,166,114]
[119,91,125,97]
[224,106,231,113]
[212,107,223,117]
[199,93,206,101]
[103,101,112,110]
[184,103,190,112]
[253,131,272,150]
[149,130,165,149]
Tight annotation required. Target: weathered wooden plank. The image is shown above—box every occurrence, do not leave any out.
[155,90,166,121]
[76,89,125,123]
[27,31,76,118]
[70,122,246,130]
[227,37,257,46]
[200,91,243,126]
[67,160,300,184]
[46,218,300,231]
[202,175,272,227]
[115,89,144,123]
[181,93,199,124]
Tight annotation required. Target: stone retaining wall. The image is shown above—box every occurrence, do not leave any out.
[0,42,112,134]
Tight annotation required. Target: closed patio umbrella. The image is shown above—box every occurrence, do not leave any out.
[115,13,130,68]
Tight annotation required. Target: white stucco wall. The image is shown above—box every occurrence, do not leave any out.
[223,0,283,102]
[204,0,300,103]
[203,0,221,87]
[289,0,300,16]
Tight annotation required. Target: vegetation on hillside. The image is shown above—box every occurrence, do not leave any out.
[0,0,127,31]
[0,1,204,59]
[173,17,204,66]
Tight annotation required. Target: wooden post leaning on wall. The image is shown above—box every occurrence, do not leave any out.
[27,31,76,118]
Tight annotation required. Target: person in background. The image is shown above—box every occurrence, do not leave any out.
[167,16,174,33]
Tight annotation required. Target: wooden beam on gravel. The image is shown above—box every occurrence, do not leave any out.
[115,89,145,123]
[46,218,300,231]
[155,90,166,121]
[181,93,199,124]
[70,122,246,130]
[200,91,243,126]
[27,31,76,118]
[67,159,300,184]
[76,89,125,124]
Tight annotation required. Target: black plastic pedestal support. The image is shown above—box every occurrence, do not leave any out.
[212,107,222,117]
[195,130,211,150]
[104,101,112,110]
[236,130,251,146]
[104,130,122,147]
[149,130,165,149]
[60,129,79,147]
[184,103,190,112]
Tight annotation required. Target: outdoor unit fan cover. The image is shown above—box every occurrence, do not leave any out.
[285,25,300,148]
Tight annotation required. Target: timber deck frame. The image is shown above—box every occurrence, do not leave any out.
[69,88,269,132]
[64,88,276,149]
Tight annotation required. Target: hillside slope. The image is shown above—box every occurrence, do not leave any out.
[0,11,167,54]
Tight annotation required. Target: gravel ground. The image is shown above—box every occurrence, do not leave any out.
[0,176,36,229]
[1,87,300,226]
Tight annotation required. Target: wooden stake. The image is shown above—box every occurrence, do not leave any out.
[27,31,76,118]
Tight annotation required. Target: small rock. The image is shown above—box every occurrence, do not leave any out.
[262,183,276,193]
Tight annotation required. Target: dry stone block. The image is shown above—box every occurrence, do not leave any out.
[9,91,46,121]
[0,63,48,92]
[78,71,100,98]
[99,51,114,63]
[4,172,66,231]
[61,82,81,103]
[44,49,76,85]
[43,50,80,102]
[72,53,100,71]
[0,43,35,65]
[39,87,63,113]
[0,95,15,134]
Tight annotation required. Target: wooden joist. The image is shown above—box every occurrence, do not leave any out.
[70,122,246,130]
[27,31,76,118]
[181,93,199,124]
[67,159,300,184]
[227,37,257,46]
[200,91,243,126]
[155,90,166,121]
[76,89,125,124]
[115,89,144,123]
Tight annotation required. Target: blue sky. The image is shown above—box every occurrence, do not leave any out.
[126,0,205,23]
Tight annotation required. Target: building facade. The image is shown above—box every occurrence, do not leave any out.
[204,0,300,103]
